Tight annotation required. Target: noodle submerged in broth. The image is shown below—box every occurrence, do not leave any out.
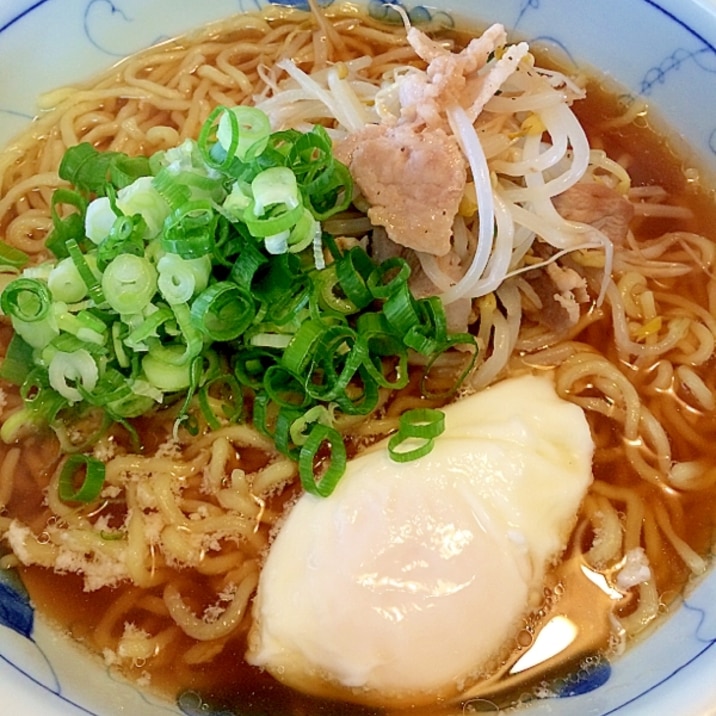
[0,4,715,714]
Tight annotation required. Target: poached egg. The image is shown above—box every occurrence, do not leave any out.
[246,374,594,707]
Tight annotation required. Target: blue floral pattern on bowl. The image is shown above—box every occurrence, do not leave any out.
[0,1,715,714]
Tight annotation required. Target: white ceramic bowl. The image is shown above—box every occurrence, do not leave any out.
[1,1,716,715]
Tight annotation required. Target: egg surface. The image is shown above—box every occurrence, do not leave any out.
[246,374,594,706]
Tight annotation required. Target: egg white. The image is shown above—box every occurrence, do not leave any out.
[246,374,594,707]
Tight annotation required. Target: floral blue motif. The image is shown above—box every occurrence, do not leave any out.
[514,0,540,31]
[640,45,716,94]
[83,0,132,56]
[367,0,452,27]
[83,0,180,56]
[552,655,611,698]
[638,39,716,153]
[0,565,33,639]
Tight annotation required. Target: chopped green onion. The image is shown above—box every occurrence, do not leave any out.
[48,349,99,403]
[0,243,29,270]
[19,370,68,426]
[228,237,268,287]
[0,277,52,323]
[298,423,347,497]
[66,239,104,304]
[335,246,374,309]
[46,189,89,259]
[85,196,117,245]
[331,366,380,416]
[198,374,243,430]
[367,256,411,299]
[314,264,359,316]
[244,199,304,239]
[54,308,106,346]
[96,214,146,269]
[58,142,151,195]
[123,306,173,350]
[302,156,353,220]
[0,334,34,385]
[152,168,192,210]
[307,324,365,402]
[272,406,303,457]
[421,332,479,399]
[232,347,278,390]
[355,312,409,389]
[289,404,335,447]
[264,364,311,409]
[0,104,476,500]
[142,347,192,391]
[191,282,255,341]
[144,303,204,368]
[110,322,130,368]
[198,106,237,171]
[249,331,293,349]
[396,408,445,439]
[161,200,218,258]
[157,253,211,305]
[388,408,446,463]
[58,454,106,503]
[387,432,435,462]
[0,405,43,443]
[10,314,59,350]
[47,257,89,303]
[217,105,271,162]
[101,254,157,314]
[251,166,301,215]
[382,281,420,335]
[287,208,320,253]
[281,318,328,375]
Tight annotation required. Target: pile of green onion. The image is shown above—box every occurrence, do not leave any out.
[0,106,475,498]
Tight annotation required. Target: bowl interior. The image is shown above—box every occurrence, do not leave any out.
[0,2,715,715]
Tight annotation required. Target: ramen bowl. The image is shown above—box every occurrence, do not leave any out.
[1,1,716,715]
